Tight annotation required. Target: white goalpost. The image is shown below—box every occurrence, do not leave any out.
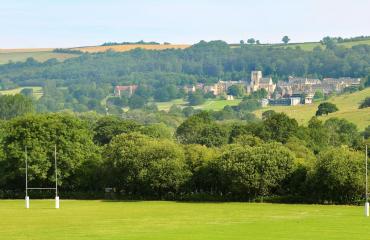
[25,145,59,209]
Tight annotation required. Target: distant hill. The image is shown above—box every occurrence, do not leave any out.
[71,44,191,53]
[0,48,79,64]
[254,88,370,130]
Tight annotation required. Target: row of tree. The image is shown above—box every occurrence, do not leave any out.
[0,109,369,203]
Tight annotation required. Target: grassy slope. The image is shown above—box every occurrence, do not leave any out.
[73,44,191,53]
[0,51,79,64]
[156,98,242,111]
[0,200,369,240]
[0,86,43,99]
[254,88,370,130]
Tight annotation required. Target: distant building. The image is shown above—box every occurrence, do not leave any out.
[249,71,276,96]
[269,97,301,106]
[114,85,138,97]
[226,95,235,100]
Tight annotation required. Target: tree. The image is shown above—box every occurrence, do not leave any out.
[310,147,364,203]
[0,114,100,190]
[93,116,141,145]
[176,112,228,147]
[227,85,245,98]
[359,97,370,109]
[103,133,190,197]
[364,125,370,139]
[321,36,337,49]
[188,90,205,106]
[282,36,290,44]
[216,142,295,198]
[324,118,361,148]
[315,102,338,116]
[20,88,34,97]
[247,38,256,44]
[261,112,299,143]
[0,94,34,120]
[129,95,146,109]
[313,90,324,101]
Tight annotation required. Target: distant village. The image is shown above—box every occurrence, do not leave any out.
[114,71,361,107]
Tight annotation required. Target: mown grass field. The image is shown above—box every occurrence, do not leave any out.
[156,98,242,111]
[0,49,79,64]
[0,200,369,240]
[277,39,370,51]
[73,44,190,53]
[254,88,370,130]
[0,86,44,99]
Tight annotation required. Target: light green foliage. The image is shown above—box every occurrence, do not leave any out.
[311,147,365,202]
[103,133,190,196]
[0,114,99,188]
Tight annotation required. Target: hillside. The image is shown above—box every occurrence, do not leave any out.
[0,86,44,99]
[254,88,370,130]
[72,44,191,53]
[0,48,79,64]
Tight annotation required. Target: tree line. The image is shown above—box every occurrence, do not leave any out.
[0,106,369,203]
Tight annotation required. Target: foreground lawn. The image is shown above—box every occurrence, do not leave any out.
[0,200,369,240]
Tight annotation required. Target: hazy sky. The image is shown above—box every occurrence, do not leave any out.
[1,0,370,48]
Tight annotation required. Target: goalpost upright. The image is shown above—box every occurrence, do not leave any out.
[25,145,59,209]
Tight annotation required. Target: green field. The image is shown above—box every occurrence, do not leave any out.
[156,98,242,111]
[0,200,369,240]
[254,88,370,130]
[0,86,44,99]
[278,39,370,51]
[0,51,79,64]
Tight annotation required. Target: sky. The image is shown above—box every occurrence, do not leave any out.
[1,0,370,48]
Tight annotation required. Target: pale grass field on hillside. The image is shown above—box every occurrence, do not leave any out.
[254,88,370,130]
[73,44,191,53]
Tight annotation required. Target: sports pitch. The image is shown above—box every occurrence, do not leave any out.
[0,200,369,240]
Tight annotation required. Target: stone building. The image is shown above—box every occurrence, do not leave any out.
[249,71,276,96]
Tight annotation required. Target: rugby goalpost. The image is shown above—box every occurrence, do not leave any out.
[25,145,59,209]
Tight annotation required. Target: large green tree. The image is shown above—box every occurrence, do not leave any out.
[0,114,100,190]
[103,133,190,197]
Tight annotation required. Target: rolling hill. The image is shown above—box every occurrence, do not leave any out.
[72,44,191,53]
[254,88,370,130]
[0,48,79,64]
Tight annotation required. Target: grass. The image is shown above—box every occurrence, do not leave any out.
[0,51,79,64]
[155,98,242,111]
[0,86,44,99]
[254,88,370,130]
[73,44,190,53]
[0,200,370,240]
[196,99,242,111]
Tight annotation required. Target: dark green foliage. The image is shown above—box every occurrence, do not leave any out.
[0,94,34,120]
[188,90,205,106]
[316,102,338,116]
[313,90,324,101]
[20,88,34,97]
[310,147,364,203]
[359,97,370,109]
[176,111,228,147]
[227,85,245,98]
[282,36,290,44]
[93,116,141,145]
[364,125,370,139]
[216,142,295,198]
[261,112,299,143]
[0,114,100,190]
[103,132,190,196]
